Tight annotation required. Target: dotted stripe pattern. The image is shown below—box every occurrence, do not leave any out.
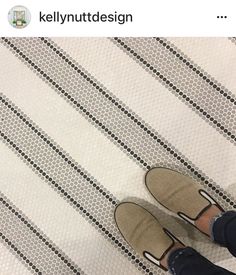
[0,94,155,275]
[111,37,236,144]
[1,37,236,274]
[1,37,235,209]
[0,192,83,275]
[0,232,42,275]
[155,38,236,105]
[1,93,116,205]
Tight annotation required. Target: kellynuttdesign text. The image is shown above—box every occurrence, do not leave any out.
[39,11,133,25]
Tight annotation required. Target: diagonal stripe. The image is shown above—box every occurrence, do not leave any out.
[155,38,236,104]
[0,192,84,274]
[1,38,235,273]
[168,37,236,97]
[0,138,144,275]
[0,240,32,275]
[0,94,155,275]
[1,60,233,272]
[0,232,41,275]
[52,37,236,189]
[1,38,235,208]
[110,37,236,145]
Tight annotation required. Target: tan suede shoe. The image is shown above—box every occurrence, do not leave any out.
[145,167,224,236]
[114,202,184,271]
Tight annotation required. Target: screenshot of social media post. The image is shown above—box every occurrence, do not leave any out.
[0,0,235,275]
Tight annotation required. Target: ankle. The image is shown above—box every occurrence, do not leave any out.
[195,205,223,236]
[160,242,185,269]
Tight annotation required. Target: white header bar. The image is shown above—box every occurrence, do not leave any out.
[0,0,235,36]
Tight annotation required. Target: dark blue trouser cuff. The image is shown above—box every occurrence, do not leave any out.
[168,247,235,275]
[212,210,236,256]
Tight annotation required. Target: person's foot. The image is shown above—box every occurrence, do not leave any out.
[114,202,185,270]
[145,167,224,236]
[160,241,185,269]
[195,205,222,236]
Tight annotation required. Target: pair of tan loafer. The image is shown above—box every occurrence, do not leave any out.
[114,167,223,271]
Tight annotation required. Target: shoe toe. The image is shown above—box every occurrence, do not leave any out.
[115,202,173,259]
[145,167,211,219]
